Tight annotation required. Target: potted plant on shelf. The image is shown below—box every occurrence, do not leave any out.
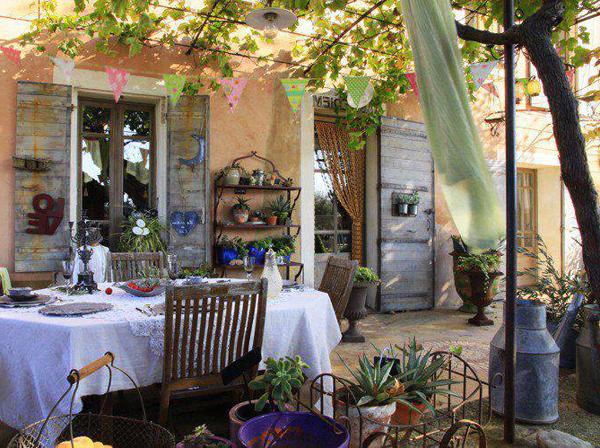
[228,356,308,445]
[178,424,236,448]
[396,194,410,216]
[231,196,251,224]
[518,237,588,369]
[272,235,295,264]
[343,267,380,343]
[239,167,252,186]
[266,212,278,226]
[249,210,265,223]
[336,352,403,448]
[217,162,242,186]
[252,169,265,186]
[407,191,419,216]
[216,235,242,266]
[248,238,272,265]
[268,196,293,225]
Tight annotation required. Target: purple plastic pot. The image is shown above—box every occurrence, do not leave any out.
[248,246,266,265]
[238,411,349,448]
[176,436,238,448]
[217,246,238,266]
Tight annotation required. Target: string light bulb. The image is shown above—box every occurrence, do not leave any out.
[246,7,297,41]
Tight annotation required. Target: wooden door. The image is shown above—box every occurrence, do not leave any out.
[377,118,435,312]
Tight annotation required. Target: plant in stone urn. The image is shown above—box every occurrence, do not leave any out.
[343,267,380,343]
[231,196,251,224]
[456,250,503,326]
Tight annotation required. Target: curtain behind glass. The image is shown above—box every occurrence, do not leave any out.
[401,0,505,251]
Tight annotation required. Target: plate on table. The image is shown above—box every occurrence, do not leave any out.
[119,282,165,297]
[0,294,55,308]
[39,302,113,316]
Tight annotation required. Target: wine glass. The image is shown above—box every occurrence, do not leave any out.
[167,253,179,282]
[61,259,73,285]
[243,256,255,281]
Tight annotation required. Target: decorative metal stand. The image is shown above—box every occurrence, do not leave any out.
[68,216,98,294]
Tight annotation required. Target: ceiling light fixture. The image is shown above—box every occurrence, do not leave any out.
[245,6,297,40]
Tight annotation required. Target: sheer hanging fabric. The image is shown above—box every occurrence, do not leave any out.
[401,0,505,250]
[315,122,365,262]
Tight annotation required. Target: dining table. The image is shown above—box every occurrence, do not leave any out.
[0,279,341,430]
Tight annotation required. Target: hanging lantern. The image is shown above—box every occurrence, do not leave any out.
[526,77,542,97]
[515,79,527,103]
[245,6,297,40]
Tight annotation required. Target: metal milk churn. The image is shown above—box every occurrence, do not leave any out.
[576,304,600,414]
[489,299,560,424]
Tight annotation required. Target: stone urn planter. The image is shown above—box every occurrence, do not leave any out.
[466,270,503,326]
[342,282,371,343]
[576,304,600,414]
[450,251,501,314]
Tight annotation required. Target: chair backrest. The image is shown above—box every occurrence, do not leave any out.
[163,279,268,389]
[318,256,358,321]
[110,252,165,282]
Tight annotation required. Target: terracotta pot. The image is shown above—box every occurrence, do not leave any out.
[249,216,260,223]
[232,209,249,224]
[266,216,278,226]
[390,401,428,426]
[336,400,395,448]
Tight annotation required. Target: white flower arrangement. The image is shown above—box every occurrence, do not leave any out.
[132,218,150,236]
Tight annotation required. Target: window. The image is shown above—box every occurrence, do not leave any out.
[314,128,352,255]
[79,99,155,248]
[517,169,537,250]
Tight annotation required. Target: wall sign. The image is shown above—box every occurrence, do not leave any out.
[170,211,200,236]
[179,133,206,167]
[26,194,65,235]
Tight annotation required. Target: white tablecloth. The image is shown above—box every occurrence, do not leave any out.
[0,281,341,429]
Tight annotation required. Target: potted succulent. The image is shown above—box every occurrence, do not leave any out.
[267,196,293,225]
[216,235,242,266]
[249,210,265,223]
[178,424,236,448]
[217,162,242,186]
[252,169,265,186]
[517,237,588,369]
[238,167,252,186]
[407,191,419,216]
[384,339,458,425]
[343,267,380,343]
[336,352,403,448]
[396,194,410,216]
[265,213,278,226]
[231,196,251,224]
[228,356,308,445]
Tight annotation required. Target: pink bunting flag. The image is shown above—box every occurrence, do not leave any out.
[566,69,575,87]
[405,72,419,97]
[105,66,129,103]
[469,61,498,90]
[482,82,499,98]
[0,46,21,65]
[51,57,75,83]
[217,77,248,112]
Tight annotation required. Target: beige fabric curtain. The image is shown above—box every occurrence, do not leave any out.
[315,122,365,262]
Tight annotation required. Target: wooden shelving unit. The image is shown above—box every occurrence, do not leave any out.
[212,152,303,281]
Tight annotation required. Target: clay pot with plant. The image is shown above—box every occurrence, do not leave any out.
[249,210,265,223]
[343,267,380,343]
[228,356,308,445]
[267,196,293,225]
[231,196,251,224]
[217,162,242,186]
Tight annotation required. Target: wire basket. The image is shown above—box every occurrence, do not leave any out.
[9,352,175,448]
[309,351,490,448]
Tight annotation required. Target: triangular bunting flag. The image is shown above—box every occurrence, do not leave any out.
[469,61,497,90]
[482,82,499,98]
[217,78,249,112]
[280,78,309,112]
[51,57,75,83]
[164,74,187,106]
[105,66,129,103]
[566,69,575,87]
[344,76,372,108]
[405,72,419,97]
[0,46,21,65]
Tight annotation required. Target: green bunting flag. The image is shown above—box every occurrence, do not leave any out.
[164,74,187,106]
[344,76,372,108]
[280,78,310,112]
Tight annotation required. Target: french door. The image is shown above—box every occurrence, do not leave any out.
[78,99,156,248]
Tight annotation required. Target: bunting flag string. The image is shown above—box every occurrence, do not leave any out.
[405,72,419,97]
[51,57,75,83]
[482,82,499,98]
[280,78,310,112]
[469,61,498,90]
[0,46,21,65]
[344,76,374,109]
[164,74,187,106]
[217,77,249,112]
[105,66,129,103]
[566,69,575,87]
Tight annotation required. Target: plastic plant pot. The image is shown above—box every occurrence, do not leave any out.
[218,247,239,266]
[248,247,266,265]
[238,412,349,448]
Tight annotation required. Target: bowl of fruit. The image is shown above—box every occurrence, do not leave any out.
[120,278,165,297]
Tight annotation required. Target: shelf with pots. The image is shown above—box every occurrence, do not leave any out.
[213,152,303,281]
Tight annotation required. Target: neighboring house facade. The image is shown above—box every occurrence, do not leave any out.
[0,2,596,309]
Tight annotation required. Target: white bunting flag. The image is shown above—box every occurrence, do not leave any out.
[469,61,498,90]
[51,57,75,83]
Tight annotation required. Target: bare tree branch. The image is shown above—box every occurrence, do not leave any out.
[455,21,518,45]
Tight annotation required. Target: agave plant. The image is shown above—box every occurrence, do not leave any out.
[249,356,309,411]
[388,338,460,415]
[338,352,404,407]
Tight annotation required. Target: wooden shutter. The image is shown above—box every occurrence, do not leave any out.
[167,96,210,268]
[14,81,72,272]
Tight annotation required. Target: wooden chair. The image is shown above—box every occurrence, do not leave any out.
[318,256,358,322]
[109,252,165,282]
[159,279,268,426]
